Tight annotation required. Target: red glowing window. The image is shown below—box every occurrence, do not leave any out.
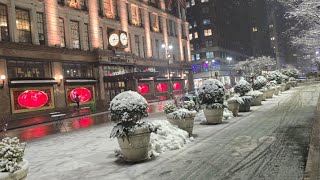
[70,87,92,103]
[173,82,181,91]
[18,90,49,109]
[156,83,167,92]
[137,84,150,94]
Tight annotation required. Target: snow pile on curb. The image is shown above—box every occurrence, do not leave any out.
[195,109,234,123]
[149,120,191,157]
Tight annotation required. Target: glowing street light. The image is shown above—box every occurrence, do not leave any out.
[168,44,173,50]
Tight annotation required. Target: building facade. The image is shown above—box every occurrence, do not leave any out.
[0,0,191,118]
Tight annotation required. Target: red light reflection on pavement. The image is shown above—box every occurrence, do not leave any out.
[73,117,93,129]
[18,90,48,108]
[70,88,92,103]
[20,125,50,141]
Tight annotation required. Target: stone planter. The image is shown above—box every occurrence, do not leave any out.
[203,108,224,124]
[259,90,267,101]
[167,115,195,136]
[227,100,239,116]
[0,160,29,180]
[239,100,251,112]
[285,82,291,90]
[117,127,151,162]
[250,95,263,106]
[266,89,273,98]
[273,88,279,96]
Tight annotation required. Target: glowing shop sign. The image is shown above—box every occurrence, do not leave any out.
[70,87,92,103]
[18,90,49,108]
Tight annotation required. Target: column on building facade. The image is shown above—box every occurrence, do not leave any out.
[159,0,168,53]
[143,8,152,58]
[118,0,130,52]
[45,0,61,46]
[98,66,106,102]
[0,60,10,117]
[88,0,100,49]
[8,0,16,42]
[30,6,39,45]
[177,20,184,61]
[52,62,66,109]
[185,22,191,62]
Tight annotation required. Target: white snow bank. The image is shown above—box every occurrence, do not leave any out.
[149,120,191,157]
[194,108,234,124]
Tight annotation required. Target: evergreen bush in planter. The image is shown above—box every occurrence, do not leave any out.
[234,80,252,112]
[0,137,29,180]
[198,79,225,124]
[166,108,196,136]
[163,103,177,114]
[253,76,267,90]
[110,91,156,162]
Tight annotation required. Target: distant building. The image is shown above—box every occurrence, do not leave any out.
[186,0,273,89]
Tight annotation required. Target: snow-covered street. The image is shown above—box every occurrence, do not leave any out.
[24,83,320,180]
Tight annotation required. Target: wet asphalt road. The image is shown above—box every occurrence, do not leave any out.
[136,83,320,180]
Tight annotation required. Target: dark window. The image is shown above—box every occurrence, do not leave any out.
[80,0,87,10]
[142,36,146,58]
[57,0,65,5]
[16,8,31,43]
[70,21,80,49]
[99,27,104,49]
[155,39,159,59]
[63,63,93,78]
[134,35,140,57]
[59,18,65,47]
[84,23,90,50]
[0,4,9,41]
[37,12,45,45]
[203,18,211,25]
[7,60,51,78]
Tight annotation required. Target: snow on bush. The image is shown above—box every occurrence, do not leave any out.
[289,77,296,82]
[109,91,155,138]
[267,71,286,84]
[198,79,225,109]
[281,68,300,78]
[240,96,253,104]
[0,137,26,173]
[253,76,267,90]
[245,90,263,98]
[234,79,252,96]
[167,108,196,120]
[149,120,191,157]
[163,103,177,114]
[183,101,196,111]
[228,94,244,104]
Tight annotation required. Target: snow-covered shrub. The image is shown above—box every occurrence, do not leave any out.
[198,79,225,109]
[163,103,177,114]
[183,101,196,111]
[167,108,196,120]
[228,94,244,104]
[267,71,285,84]
[281,68,300,78]
[245,90,263,98]
[289,77,296,82]
[109,91,155,138]
[234,79,252,96]
[253,76,267,90]
[282,74,289,82]
[0,137,26,173]
[240,95,253,104]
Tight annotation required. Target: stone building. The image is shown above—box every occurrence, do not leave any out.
[0,0,191,118]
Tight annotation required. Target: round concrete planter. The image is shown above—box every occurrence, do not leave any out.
[280,84,286,92]
[239,100,251,112]
[250,95,263,106]
[259,90,267,101]
[266,89,273,98]
[285,82,291,90]
[227,100,239,116]
[273,88,279,96]
[0,160,29,180]
[203,108,224,124]
[167,115,195,136]
[117,127,151,162]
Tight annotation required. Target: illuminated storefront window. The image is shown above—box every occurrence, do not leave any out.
[156,83,167,92]
[7,60,51,78]
[63,63,93,78]
[137,84,150,94]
